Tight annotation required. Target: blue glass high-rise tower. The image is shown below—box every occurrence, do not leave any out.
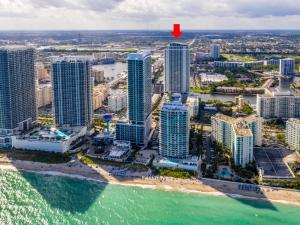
[52,57,93,128]
[116,52,152,145]
[165,43,190,94]
[0,47,36,133]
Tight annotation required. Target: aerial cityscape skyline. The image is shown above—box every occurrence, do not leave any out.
[1,1,300,224]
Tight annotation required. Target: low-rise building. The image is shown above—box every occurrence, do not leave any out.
[200,73,227,85]
[211,114,262,167]
[243,61,264,69]
[286,118,300,151]
[214,61,242,69]
[0,135,11,148]
[153,156,198,171]
[215,87,264,94]
[214,60,264,69]
[12,126,87,153]
[102,140,131,162]
[264,59,280,65]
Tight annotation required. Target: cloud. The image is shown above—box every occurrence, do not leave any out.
[113,0,300,19]
[230,0,300,17]
[0,0,300,29]
[0,0,124,17]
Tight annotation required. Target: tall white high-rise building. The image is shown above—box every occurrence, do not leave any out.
[211,44,220,59]
[286,118,300,151]
[211,114,262,167]
[165,43,190,94]
[159,94,190,158]
[257,89,300,119]
[280,58,295,76]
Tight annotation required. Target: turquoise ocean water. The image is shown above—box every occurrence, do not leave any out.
[0,170,300,225]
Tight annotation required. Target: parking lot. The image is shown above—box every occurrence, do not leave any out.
[254,147,296,179]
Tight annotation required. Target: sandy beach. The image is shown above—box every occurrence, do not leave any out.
[1,157,300,207]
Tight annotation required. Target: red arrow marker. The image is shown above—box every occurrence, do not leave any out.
[172,24,182,39]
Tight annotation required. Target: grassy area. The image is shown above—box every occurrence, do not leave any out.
[77,152,127,167]
[240,103,254,115]
[289,162,300,178]
[206,99,233,116]
[222,54,256,62]
[7,150,71,164]
[78,152,148,171]
[156,168,192,179]
[232,162,257,180]
[263,179,300,190]
[37,116,54,126]
[190,86,212,93]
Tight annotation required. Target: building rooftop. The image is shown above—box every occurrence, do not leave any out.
[127,51,150,60]
[168,42,189,47]
[233,121,252,137]
[16,126,82,142]
[161,102,188,112]
[214,113,258,137]
[287,118,300,125]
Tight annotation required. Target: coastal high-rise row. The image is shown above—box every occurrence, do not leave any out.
[211,114,262,167]
[210,44,220,59]
[0,47,36,137]
[116,52,152,145]
[165,43,190,94]
[280,58,295,76]
[51,57,93,128]
[159,94,190,158]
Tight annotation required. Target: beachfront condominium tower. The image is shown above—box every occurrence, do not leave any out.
[210,44,220,59]
[116,52,152,145]
[51,57,93,128]
[280,58,295,76]
[165,43,190,94]
[159,94,190,158]
[285,118,300,151]
[0,47,36,137]
[211,114,262,167]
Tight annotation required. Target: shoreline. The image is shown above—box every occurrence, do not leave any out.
[1,160,300,207]
[2,165,300,207]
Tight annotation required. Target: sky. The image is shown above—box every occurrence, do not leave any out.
[1,0,300,30]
